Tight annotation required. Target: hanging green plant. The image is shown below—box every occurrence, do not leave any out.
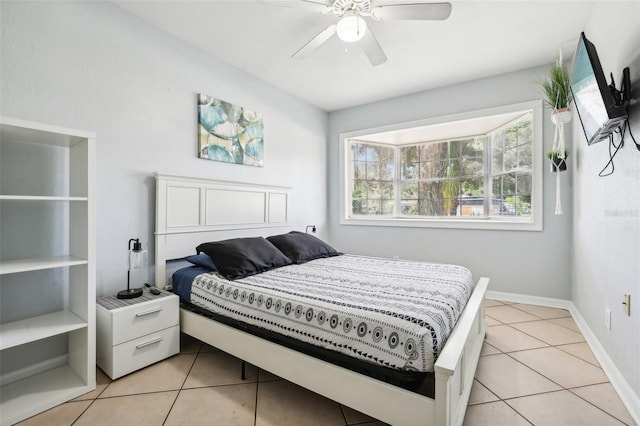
[538,62,573,110]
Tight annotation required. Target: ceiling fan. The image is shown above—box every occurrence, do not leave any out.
[273,0,452,66]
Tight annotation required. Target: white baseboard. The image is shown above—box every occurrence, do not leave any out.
[485,290,573,310]
[0,354,67,386]
[568,305,640,425]
[486,291,640,425]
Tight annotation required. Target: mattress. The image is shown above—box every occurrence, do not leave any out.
[173,254,475,373]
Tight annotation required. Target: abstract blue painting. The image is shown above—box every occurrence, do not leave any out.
[198,93,264,167]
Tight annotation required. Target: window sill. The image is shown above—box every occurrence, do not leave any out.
[341,216,542,231]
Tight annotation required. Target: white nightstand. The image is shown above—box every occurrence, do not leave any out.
[96,288,179,379]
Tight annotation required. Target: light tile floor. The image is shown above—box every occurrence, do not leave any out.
[467,300,636,426]
[17,299,636,426]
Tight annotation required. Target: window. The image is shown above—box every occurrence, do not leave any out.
[351,142,395,216]
[490,117,533,217]
[340,101,543,231]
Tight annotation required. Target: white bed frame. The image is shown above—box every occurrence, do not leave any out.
[154,173,488,426]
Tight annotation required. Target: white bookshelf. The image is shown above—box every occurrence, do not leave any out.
[0,116,96,425]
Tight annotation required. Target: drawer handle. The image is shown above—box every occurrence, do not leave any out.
[136,337,163,349]
[135,307,163,317]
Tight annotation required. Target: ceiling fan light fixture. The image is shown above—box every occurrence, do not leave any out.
[336,15,367,43]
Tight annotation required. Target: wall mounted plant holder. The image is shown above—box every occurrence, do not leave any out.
[550,110,571,215]
[537,51,573,216]
[547,151,569,173]
[551,109,571,155]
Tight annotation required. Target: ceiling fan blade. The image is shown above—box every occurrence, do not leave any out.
[292,24,337,59]
[371,3,452,21]
[361,29,387,66]
[266,0,332,14]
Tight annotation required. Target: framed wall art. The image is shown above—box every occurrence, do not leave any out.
[197,93,264,167]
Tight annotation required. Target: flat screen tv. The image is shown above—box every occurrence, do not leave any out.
[570,32,628,145]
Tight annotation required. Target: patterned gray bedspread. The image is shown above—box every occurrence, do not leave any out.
[189,254,475,372]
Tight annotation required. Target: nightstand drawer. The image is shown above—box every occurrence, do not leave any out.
[110,325,180,379]
[112,296,178,345]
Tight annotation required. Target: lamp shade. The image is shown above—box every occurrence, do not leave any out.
[336,16,367,43]
[128,240,148,287]
[129,246,147,270]
[117,238,146,299]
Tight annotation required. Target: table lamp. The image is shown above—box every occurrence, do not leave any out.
[117,238,146,299]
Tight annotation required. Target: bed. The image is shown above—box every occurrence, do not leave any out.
[154,173,488,426]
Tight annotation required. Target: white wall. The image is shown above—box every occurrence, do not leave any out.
[328,67,573,299]
[0,1,328,297]
[572,1,640,400]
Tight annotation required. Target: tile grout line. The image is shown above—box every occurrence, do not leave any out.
[470,376,502,404]
[486,322,550,351]
[70,369,111,426]
[500,387,626,425]
[554,343,601,367]
[508,320,585,342]
[501,320,578,348]
[499,397,539,426]
[491,303,586,336]
[161,348,201,425]
[69,398,96,426]
[501,301,576,322]
[508,303,572,319]
[253,369,260,426]
[176,381,260,391]
[474,345,562,426]
[161,391,181,425]
[546,318,583,333]
[338,404,349,425]
[468,376,535,426]
[86,389,181,401]
[473,372,567,405]
[565,386,632,426]
[501,335,600,391]
[499,321,593,365]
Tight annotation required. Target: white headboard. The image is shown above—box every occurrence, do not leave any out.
[154,173,292,288]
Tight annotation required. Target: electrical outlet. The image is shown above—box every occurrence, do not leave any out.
[605,308,611,330]
[623,294,631,316]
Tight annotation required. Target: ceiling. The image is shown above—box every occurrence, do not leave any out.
[115,1,594,112]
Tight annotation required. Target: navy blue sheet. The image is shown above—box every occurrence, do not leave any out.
[172,266,210,304]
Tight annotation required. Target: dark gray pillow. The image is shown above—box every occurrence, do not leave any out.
[196,237,292,280]
[184,253,217,271]
[267,231,340,264]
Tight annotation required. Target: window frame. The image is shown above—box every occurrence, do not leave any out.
[339,100,543,231]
